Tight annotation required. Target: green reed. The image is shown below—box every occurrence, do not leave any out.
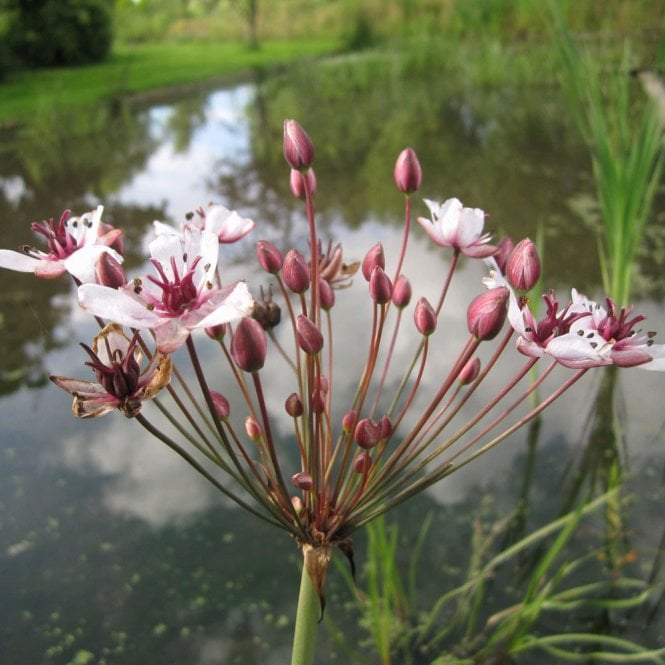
[548,0,665,306]
[330,491,663,664]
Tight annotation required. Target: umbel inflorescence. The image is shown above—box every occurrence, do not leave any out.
[1,119,663,604]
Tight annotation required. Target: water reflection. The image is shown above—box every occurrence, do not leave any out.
[1,62,664,664]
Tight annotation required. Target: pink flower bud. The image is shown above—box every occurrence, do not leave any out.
[392,274,412,309]
[245,416,262,440]
[289,167,317,199]
[283,119,314,170]
[458,357,481,385]
[414,297,437,336]
[205,322,227,341]
[362,243,385,281]
[283,249,311,293]
[467,287,509,341]
[342,410,357,432]
[379,415,392,439]
[231,317,267,372]
[95,251,126,288]
[311,388,325,414]
[353,451,372,474]
[291,496,304,513]
[285,392,303,417]
[256,240,283,274]
[296,315,324,355]
[354,418,381,449]
[210,391,230,419]
[506,238,541,291]
[493,235,514,274]
[369,266,393,304]
[393,147,422,194]
[291,471,313,491]
[319,278,335,310]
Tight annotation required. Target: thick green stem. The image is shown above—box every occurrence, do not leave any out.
[291,562,321,665]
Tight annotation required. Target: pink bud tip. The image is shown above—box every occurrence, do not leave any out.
[95,251,126,289]
[289,167,317,199]
[210,391,230,419]
[283,119,315,170]
[414,297,437,336]
[362,243,385,281]
[285,392,304,417]
[392,274,412,309]
[342,410,357,433]
[296,315,324,355]
[379,415,392,439]
[205,322,227,341]
[245,416,262,440]
[458,357,481,385]
[493,235,514,274]
[354,418,382,449]
[394,147,422,194]
[291,471,313,491]
[369,266,393,304]
[256,240,283,274]
[319,278,335,310]
[231,317,267,372]
[353,451,372,474]
[283,249,311,294]
[506,238,541,291]
[467,287,509,341]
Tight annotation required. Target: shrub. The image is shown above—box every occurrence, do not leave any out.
[7,0,114,67]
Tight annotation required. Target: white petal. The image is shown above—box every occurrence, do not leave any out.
[153,220,182,238]
[154,319,191,353]
[64,245,123,283]
[195,281,254,329]
[149,233,185,280]
[78,284,161,328]
[640,344,665,371]
[0,249,39,273]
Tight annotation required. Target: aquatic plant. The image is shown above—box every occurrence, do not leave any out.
[1,120,663,664]
[548,0,665,306]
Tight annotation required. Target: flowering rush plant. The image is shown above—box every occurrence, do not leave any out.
[2,120,664,665]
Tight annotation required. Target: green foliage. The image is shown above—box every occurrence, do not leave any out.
[331,492,663,665]
[6,0,114,67]
[548,1,665,305]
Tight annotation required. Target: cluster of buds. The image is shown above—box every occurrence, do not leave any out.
[2,119,663,609]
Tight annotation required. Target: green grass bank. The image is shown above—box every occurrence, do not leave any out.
[0,38,342,127]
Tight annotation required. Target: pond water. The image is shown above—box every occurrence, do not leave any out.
[1,60,664,664]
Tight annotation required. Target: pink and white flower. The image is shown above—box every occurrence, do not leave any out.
[0,206,123,282]
[51,323,172,418]
[78,229,254,353]
[417,197,496,257]
[153,204,255,244]
[546,294,665,370]
[484,262,664,370]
